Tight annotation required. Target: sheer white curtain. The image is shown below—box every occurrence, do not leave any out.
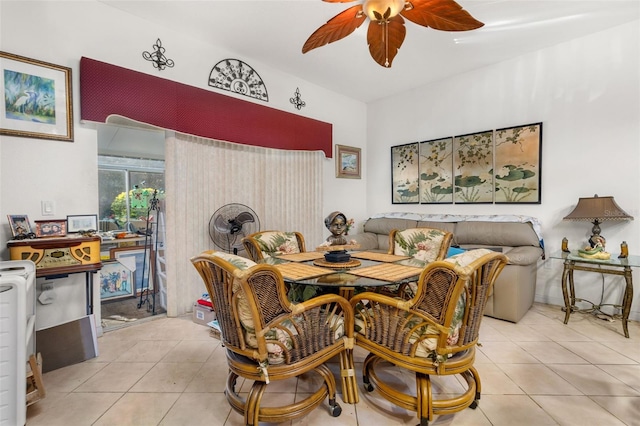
[164,132,324,316]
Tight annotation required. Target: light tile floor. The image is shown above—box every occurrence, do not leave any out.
[27,303,640,425]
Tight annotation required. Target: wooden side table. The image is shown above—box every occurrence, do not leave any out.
[550,251,637,338]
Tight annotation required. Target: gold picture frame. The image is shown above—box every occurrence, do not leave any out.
[0,51,73,141]
[335,144,361,179]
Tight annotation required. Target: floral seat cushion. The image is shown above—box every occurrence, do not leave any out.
[253,231,301,258]
[392,228,450,296]
[211,251,344,365]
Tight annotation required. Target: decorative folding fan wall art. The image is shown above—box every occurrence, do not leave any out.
[302,0,484,67]
[208,59,269,101]
[391,122,543,204]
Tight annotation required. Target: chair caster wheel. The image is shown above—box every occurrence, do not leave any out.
[330,403,342,417]
[364,383,374,392]
[470,400,478,409]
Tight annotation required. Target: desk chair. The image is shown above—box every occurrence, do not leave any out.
[350,249,507,426]
[191,250,357,425]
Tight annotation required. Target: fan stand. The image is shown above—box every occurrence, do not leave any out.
[137,190,160,314]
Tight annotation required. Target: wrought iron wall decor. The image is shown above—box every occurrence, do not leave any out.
[142,38,174,71]
[208,59,268,102]
[392,122,543,205]
[290,87,306,110]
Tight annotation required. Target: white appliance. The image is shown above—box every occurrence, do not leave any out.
[0,260,36,426]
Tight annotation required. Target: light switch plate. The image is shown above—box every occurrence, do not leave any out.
[41,200,55,216]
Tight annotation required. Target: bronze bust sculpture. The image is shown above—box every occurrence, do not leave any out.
[324,211,348,246]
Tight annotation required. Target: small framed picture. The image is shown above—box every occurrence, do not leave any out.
[335,144,361,179]
[67,214,98,233]
[35,219,67,238]
[7,215,33,237]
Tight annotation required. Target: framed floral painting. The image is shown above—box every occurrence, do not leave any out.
[391,142,419,204]
[453,130,494,204]
[494,122,542,204]
[419,137,453,204]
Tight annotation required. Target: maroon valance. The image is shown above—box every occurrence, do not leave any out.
[80,57,332,157]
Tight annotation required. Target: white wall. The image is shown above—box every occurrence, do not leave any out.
[0,1,367,329]
[366,21,640,320]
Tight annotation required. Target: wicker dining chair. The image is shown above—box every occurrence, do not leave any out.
[242,230,306,262]
[191,250,357,425]
[375,227,453,298]
[350,249,507,426]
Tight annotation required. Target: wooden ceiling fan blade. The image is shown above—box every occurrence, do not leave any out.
[402,0,484,31]
[367,16,406,67]
[302,4,367,53]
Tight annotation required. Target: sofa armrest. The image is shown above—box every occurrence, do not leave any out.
[503,246,544,265]
[348,232,379,251]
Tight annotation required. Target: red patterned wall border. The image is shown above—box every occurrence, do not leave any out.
[79,57,332,157]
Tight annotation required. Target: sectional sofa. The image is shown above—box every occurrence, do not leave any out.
[349,213,545,323]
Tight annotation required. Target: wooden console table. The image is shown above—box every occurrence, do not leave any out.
[7,236,102,315]
[549,250,637,338]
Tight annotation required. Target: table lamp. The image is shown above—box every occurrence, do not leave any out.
[563,194,633,249]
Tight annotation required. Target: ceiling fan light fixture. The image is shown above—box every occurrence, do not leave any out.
[302,0,483,68]
[362,0,406,22]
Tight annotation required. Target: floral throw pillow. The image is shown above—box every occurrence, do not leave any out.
[254,231,301,258]
[393,228,448,263]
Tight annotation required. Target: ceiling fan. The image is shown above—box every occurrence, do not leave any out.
[302,0,484,68]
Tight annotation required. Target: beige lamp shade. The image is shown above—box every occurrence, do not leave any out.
[564,194,633,239]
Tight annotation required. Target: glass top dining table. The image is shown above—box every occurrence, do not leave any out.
[259,250,425,299]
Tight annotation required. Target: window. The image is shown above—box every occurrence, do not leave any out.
[98,155,165,231]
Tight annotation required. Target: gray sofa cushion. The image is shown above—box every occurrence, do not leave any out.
[454,221,540,247]
[363,218,418,251]
[363,217,418,235]
[350,232,379,251]
[416,221,456,234]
